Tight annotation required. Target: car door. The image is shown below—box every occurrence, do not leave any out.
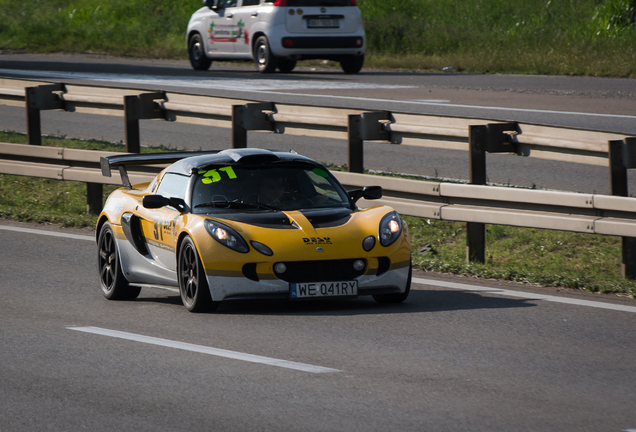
[137,173,190,272]
[232,0,262,56]
[206,0,240,55]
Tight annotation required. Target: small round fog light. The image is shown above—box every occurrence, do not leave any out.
[274,263,287,274]
[288,9,295,15]
[297,8,303,14]
[353,260,365,271]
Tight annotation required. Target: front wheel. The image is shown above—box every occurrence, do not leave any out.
[97,222,141,300]
[373,261,411,304]
[340,54,364,74]
[254,36,278,73]
[189,33,212,71]
[178,236,219,312]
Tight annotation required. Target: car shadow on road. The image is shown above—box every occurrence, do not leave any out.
[173,288,538,316]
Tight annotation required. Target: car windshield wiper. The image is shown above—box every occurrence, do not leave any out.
[194,200,275,210]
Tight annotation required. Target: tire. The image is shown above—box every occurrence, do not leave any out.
[373,261,411,304]
[178,236,219,312]
[254,36,278,73]
[277,59,297,73]
[340,54,364,74]
[188,33,212,71]
[97,222,141,300]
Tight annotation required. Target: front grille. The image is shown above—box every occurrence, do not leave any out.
[275,259,365,283]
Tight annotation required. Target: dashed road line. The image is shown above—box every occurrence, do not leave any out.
[67,326,341,373]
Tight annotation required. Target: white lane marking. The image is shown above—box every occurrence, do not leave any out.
[413,277,636,314]
[0,224,94,241]
[257,91,636,120]
[3,68,633,120]
[67,326,341,374]
[0,69,413,91]
[413,99,451,103]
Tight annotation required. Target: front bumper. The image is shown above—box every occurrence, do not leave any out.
[206,265,409,302]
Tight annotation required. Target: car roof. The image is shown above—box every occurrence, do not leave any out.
[166,148,320,176]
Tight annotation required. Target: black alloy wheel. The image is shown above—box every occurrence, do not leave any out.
[372,260,412,304]
[178,236,218,312]
[97,222,141,300]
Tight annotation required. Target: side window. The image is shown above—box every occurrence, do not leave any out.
[241,0,260,5]
[220,0,238,7]
[156,173,190,200]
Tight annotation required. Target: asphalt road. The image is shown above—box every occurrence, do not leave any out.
[1,221,636,432]
[1,53,636,194]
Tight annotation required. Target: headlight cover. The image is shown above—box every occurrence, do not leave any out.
[379,211,402,247]
[204,220,249,253]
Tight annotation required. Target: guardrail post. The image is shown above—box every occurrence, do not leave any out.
[25,84,65,145]
[609,137,636,279]
[467,125,488,263]
[347,111,391,173]
[232,103,275,149]
[86,183,103,215]
[348,115,364,173]
[124,92,165,154]
[466,123,519,263]
[25,88,41,145]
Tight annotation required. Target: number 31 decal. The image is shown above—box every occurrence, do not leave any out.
[199,166,237,184]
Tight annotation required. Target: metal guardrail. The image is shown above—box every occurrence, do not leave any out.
[2,77,636,276]
[3,141,636,277]
[1,77,630,167]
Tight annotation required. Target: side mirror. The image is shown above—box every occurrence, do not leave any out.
[203,0,219,9]
[142,195,187,212]
[347,185,383,204]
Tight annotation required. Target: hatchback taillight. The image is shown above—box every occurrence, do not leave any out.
[351,0,357,4]
[273,0,287,5]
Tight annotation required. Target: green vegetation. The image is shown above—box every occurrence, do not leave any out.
[0,0,634,76]
[0,131,174,227]
[1,131,635,297]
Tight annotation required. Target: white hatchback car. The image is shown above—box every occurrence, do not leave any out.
[186,0,366,73]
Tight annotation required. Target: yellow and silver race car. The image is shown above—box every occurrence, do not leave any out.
[97,148,411,312]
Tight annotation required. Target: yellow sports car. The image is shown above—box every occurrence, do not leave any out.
[97,148,411,312]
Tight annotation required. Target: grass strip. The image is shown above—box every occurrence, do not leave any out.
[1,131,634,297]
[0,0,634,77]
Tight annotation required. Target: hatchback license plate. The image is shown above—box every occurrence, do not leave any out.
[307,19,339,28]
[291,281,357,298]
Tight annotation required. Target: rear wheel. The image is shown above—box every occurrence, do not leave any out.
[254,36,278,73]
[189,33,212,71]
[373,261,411,304]
[340,54,364,74]
[278,59,297,73]
[97,222,141,300]
[178,236,219,312]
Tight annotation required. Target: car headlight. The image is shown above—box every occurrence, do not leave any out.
[379,211,402,247]
[204,220,249,253]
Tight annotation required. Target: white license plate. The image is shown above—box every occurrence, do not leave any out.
[291,281,357,299]
[307,19,339,28]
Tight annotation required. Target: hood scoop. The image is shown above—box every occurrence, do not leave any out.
[300,208,352,228]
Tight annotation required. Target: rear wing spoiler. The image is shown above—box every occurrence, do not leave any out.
[100,151,219,189]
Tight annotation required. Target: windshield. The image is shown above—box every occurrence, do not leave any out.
[191,164,349,213]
